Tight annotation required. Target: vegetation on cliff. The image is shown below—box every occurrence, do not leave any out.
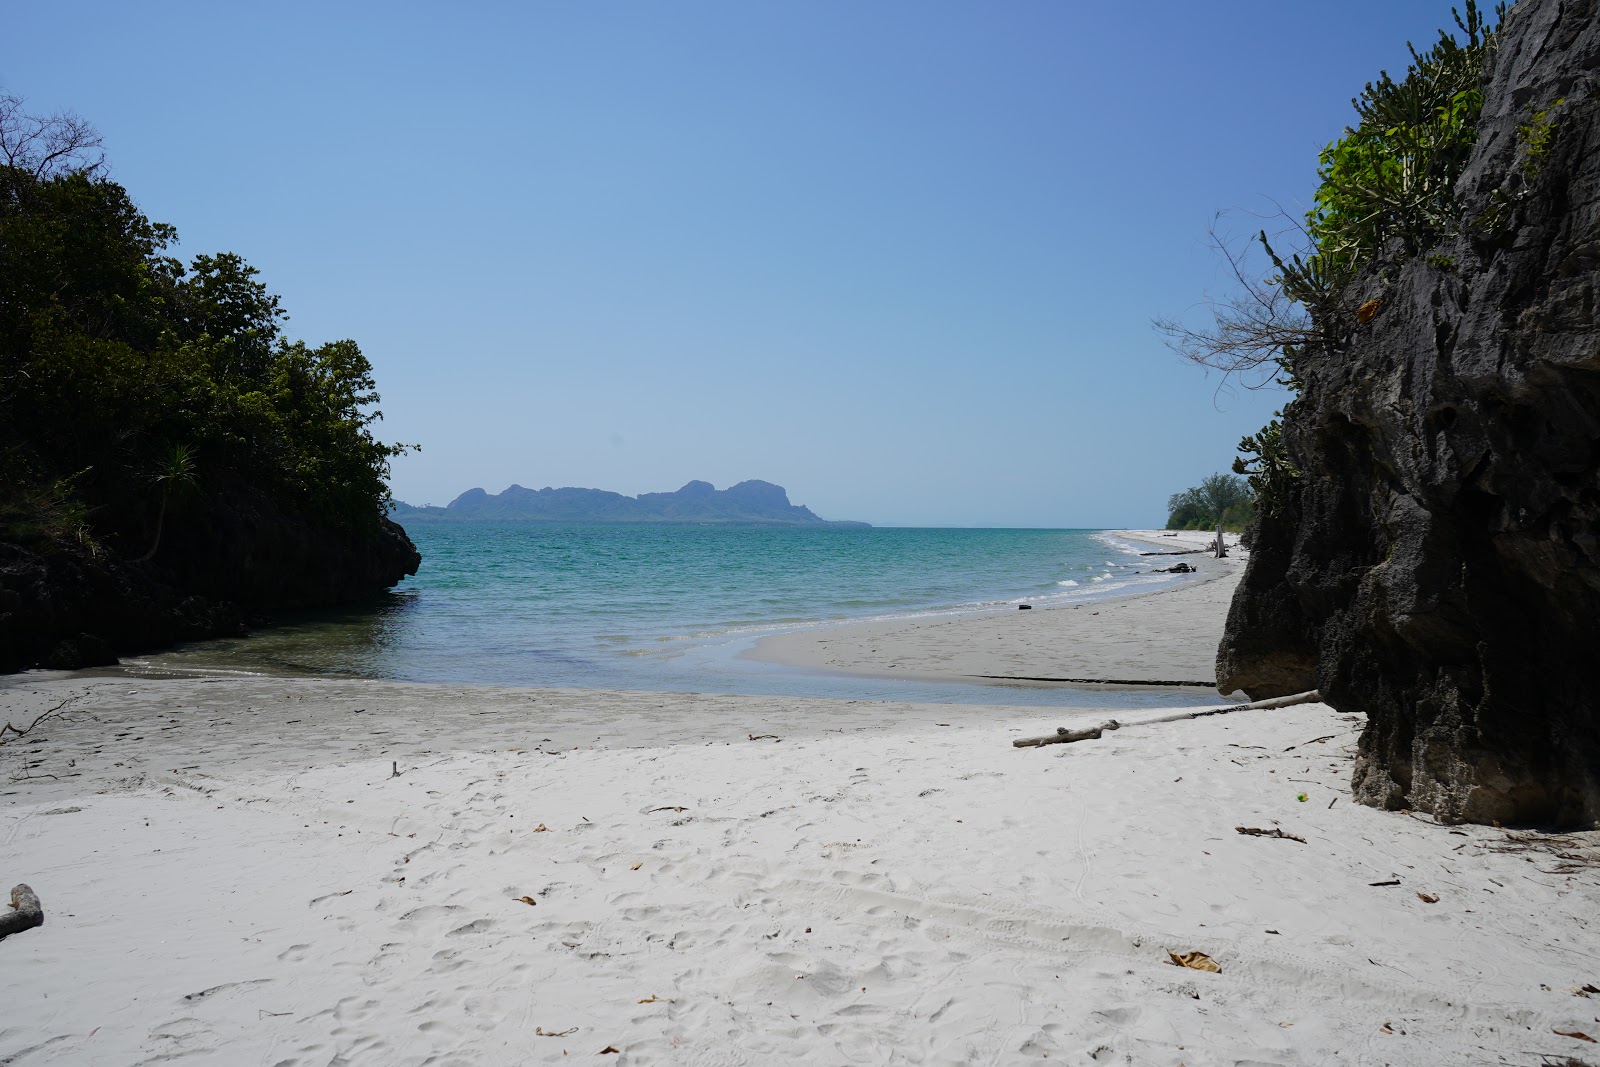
[1159,2,1506,515]
[0,94,412,558]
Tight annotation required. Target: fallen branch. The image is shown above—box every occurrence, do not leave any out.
[0,693,82,746]
[976,675,1216,688]
[1012,723,1116,748]
[1236,826,1306,843]
[0,884,43,938]
[1011,691,1322,751]
[1145,690,1322,723]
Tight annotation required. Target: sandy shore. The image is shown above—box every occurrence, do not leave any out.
[751,530,1247,693]
[4,673,1600,1066]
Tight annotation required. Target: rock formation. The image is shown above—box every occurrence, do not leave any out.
[0,491,419,673]
[1218,0,1600,825]
[392,479,867,526]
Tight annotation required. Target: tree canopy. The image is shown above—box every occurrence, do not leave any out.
[0,94,410,556]
[1167,473,1253,532]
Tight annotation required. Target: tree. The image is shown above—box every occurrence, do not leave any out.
[138,443,198,561]
[1166,473,1253,555]
[0,93,411,556]
[0,92,104,181]
[1201,473,1249,557]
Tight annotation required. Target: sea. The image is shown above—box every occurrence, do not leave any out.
[127,524,1225,710]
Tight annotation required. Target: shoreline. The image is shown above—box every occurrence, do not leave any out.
[3,674,1596,1065]
[746,529,1248,695]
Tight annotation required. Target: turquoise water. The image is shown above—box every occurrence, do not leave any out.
[131,523,1224,709]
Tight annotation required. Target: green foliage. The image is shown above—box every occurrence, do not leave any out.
[1303,1,1502,281]
[1233,417,1300,518]
[1166,473,1254,532]
[1221,4,1500,524]
[0,146,412,554]
[1515,97,1565,181]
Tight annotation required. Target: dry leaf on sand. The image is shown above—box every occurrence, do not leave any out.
[599,1046,621,1054]
[534,1026,577,1037]
[514,895,537,906]
[638,994,673,1003]
[1555,1029,1598,1042]
[630,863,642,871]
[1416,892,1440,903]
[1167,951,1221,973]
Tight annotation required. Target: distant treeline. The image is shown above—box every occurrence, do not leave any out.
[1166,473,1253,533]
[0,95,409,559]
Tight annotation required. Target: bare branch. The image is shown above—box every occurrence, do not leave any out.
[1154,210,1320,391]
[0,92,105,180]
[0,692,84,745]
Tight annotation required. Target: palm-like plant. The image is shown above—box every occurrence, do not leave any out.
[139,443,198,562]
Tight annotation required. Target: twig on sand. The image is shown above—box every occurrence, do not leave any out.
[0,693,83,746]
[1480,830,1600,873]
[1236,826,1306,843]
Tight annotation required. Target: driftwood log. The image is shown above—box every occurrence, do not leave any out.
[1011,691,1323,750]
[0,884,43,938]
[1012,723,1117,748]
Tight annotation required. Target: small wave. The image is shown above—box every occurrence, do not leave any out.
[1057,579,1079,587]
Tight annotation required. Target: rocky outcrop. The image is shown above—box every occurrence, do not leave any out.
[0,490,420,673]
[1219,0,1600,825]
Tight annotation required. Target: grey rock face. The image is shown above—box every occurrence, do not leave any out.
[1220,0,1600,825]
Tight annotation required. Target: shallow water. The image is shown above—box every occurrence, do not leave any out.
[128,523,1226,710]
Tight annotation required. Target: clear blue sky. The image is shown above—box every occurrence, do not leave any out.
[7,1,1471,527]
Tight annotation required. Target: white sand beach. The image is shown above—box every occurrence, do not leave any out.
[5,587,1600,1066]
[751,530,1248,692]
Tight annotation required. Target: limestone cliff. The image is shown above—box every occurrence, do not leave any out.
[1219,0,1600,825]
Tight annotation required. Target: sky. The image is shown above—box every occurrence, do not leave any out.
[6,1,1473,527]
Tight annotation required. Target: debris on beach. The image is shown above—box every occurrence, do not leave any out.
[0,884,44,938]
[1167,951,1221,973]
[1236,827,1306,843]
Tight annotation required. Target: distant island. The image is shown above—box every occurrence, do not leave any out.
[391,480,869,527]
